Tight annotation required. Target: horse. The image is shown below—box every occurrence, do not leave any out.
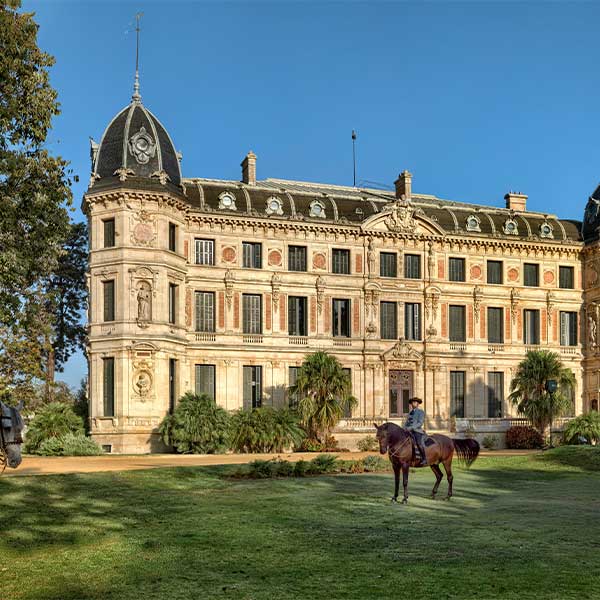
[0,400,25,471]
[374,422,480,504]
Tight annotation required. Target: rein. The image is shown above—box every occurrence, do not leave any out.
[387,433,411,460]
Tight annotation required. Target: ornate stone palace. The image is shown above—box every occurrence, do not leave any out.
[83,88,599,453]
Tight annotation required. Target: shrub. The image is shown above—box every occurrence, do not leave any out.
[308,454,340,474]
[230,407,304,453]
[361,454,389,472]
[247,459,277,478]
[563,412,600,445]
[296,438,324,452]
[482,435,498,450]
[36,433,103,456]
[275,459,295,477]
[23,402,84,454]
[158,393,230,454]
[357,436,379,452]
[293,459,310,477]
[506,426,544,449]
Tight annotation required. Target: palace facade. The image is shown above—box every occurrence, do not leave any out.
[83,90,599,453]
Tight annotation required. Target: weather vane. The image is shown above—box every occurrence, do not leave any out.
[132,12,143,101]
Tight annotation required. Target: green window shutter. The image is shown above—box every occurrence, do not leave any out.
[195,365,215,400]
[487,261,502,284]
[380,302,397,339]
[449,258,465,282]
[103,219,115,248]
[103,280,115,322]
[103,358,114,417]
[559,266,574,289]
[449,305,466,342]
[488,307,503,343]
[450,371,465,417]
[243,367,252,410]
[487,372,503,417]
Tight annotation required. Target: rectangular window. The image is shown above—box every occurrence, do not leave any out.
[168,222,177,252]
[288,245,307,272]
[243,242,262,269]
[449,305,466,342]
[487,372,504,418]
[560,311,578,346]
[195,239,214,265]
[404,254,421,279]
[524,263,539,287]
[332,299,351,337]
[450,371,465,418]
[288,296,308,336]
[169,359,177,414]
[523,309,540,345]
[195,291,215,332]
[487,260,503,284]
[103,280,115,322]
[288,366,300,409]
[342,367,352,418]
[243,294,262,334]
[168,283,177,325]
[380,301,398,340]
[405,303,422,341]
[332,249,350,274]
[103,219,115,248]
[195,364,216,401]
[559,266,574,289]
[487,307,504,344]
[380,252,397,278]
[243,366,262,409]
[103,357,115,417]
[449,257,466,282]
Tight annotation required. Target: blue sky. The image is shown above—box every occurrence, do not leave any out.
[24,0,600,389]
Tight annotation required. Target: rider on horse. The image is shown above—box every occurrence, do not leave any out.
[404,397,427,466]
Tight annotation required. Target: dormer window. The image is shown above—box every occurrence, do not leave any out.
[503,218,518,235]
[539,222,554,239]
[310,200,326,219]
[218,191,237,211]
[466,215,481,232]
[265,196,283,216]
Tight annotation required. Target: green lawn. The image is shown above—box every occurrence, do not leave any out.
[1,449,600,600]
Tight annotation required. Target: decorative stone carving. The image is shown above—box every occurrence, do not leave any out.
[507,267,519,282]
[150,170,170,185]
[265,196,283,216]
[466,215,481,232]
[365,284,381,318]
[503,218,519,235]
[427,241,435,279]
[366,321,377,338]
[588,306,598,349]
[222,246,237,264]
[131,210,156,246]
[367,238,376,278]
[128,126,156,164]
[313,252,326,270]
[268,249,282,267]
[316,276,326,314]
[470,264,482,280]
[218,191,237,211]
[185,287,192,328]
[224,270,235,309]
[510,288,520,324]
[383,199,416,233]
[309,200,326,218]
[134,369,152,399]
[546,291,555,325]
[136,281,152,328]
[539,221,554,239]
[543,270,555,285]
[424,287,441,320]
[381,338,423,368]
[113,167,135,182]
[271,273,281,309]
[473,285,483,323]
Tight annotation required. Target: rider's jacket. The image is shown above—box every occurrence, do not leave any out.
[404,408,425,433]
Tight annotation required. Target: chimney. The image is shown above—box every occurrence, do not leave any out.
[504,191,527,211]
[241,151,257,186]
[394,170,412,200]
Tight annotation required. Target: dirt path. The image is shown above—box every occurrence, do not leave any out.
[3,449,536,477]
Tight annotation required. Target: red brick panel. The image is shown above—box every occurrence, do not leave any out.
[505,309,511,342]
[467,305,474,339]
[234,292,240,330]
[438,259,445,280]
[541,310,547,343]
[183,239,189,261]
[480,305,486,339]
[218,292,225,329]
[441,304,448,338]
[353,299,360,335]
[516,310,522,341]
[552,312,558,342]
[265,294,272,331]
[355,254,363,274]
[325,296,331,334]
[310,297,317,333]
[280,294,286,332]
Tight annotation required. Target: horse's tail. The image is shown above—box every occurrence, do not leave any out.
[452,438,480,468]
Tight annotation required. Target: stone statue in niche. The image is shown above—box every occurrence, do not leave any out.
[136,281,152,326]
[589,314,597,348]
[135,371,152,398]
[367,238,376,277]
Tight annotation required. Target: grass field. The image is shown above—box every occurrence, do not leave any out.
[1,448,599,600]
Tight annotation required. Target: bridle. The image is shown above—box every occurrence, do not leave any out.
[387,435,411,460]
[0,407,23,473]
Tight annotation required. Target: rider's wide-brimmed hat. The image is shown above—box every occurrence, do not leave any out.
[410,397,423,404]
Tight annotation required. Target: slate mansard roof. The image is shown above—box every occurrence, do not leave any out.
[181,176,582,243]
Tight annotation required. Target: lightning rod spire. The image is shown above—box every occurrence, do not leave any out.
[132,12,143,102]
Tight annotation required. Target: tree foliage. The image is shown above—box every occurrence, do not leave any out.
[289,351,357,442]
[509,350,575,436]
[563,412,600,445]
[23,401,84,454]
[159,393,231,454]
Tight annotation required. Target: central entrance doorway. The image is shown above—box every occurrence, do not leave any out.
[389,370,413,417]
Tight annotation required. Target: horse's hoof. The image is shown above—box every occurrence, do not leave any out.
[401,498,408,505]
[390,497,398,503]
[429,494,436,500]
[443,496,451,501]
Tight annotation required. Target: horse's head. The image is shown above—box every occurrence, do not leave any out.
[1,400,25,469]
[374,422,390,455]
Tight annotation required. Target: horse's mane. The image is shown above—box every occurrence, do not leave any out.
[383,422,408,445]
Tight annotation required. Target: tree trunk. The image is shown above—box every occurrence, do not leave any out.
[45,347,55,403]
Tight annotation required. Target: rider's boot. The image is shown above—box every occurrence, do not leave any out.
[418,443,428,466]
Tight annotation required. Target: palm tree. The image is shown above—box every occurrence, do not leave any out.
[289,351,357,442]
[509,350,575,439]
[563,411,600,445]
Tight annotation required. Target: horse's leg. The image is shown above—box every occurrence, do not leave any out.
[391,460,400,502]
[442,458,454,500]
[401,463,410,504]
[430,464,443,499]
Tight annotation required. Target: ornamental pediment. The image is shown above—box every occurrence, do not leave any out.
[362,200,445,235]
[381,339,423,365]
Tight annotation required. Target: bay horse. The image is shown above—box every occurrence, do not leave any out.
[374,422,479,504]
[0,400,25,471]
